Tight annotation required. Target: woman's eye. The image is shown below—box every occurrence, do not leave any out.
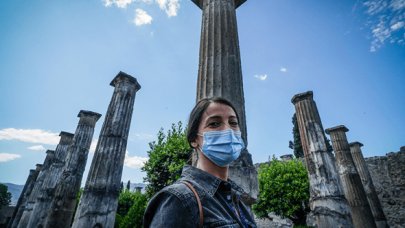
[229,121,239,127]
[208,122,221,128]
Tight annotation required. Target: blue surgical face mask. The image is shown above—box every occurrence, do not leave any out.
[198,129,245,167]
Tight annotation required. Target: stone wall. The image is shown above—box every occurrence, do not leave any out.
[365,147,405,228]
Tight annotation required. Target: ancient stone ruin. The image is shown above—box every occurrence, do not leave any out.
[44,110,101,228]
[192,0,258,204]
[8,72,140,228]
[8,164,42,228]
[26,131,74,227]
[291,91,352,227]
[366,147,405,227]
[17,150,55,228]
[350,142,388,228]
[72,72,141,228]
[5,1,404,228]
[326,125,376,228]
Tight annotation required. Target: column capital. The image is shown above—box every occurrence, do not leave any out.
[60,131,74,138]
[35,164,43,170]
[191,0,247,10]
[77,110,102,120]
[110,71,141,92]
[46,149,55,155]
[78,110,102,126]
[291,91,313,104]
[59,131,74,144]
[349,141,363,148]
[325,125,349,134]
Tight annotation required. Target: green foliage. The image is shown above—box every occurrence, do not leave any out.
[290,113,333,156]
[126,180,131,191]
[115,190,147,228]
[253,157,310,225]
[325,136,333,153]
[290,113,304,158]
[141,121,191,198]
[0,183,11,208]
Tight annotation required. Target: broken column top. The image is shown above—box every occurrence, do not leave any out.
[60,131,74,138]
[59,131,74,144]
[349,141,364,147]
[78,110,102,119]
[325,125,349,134]
[191,0,247,9]
[291,91,313,104]
[78,110,102,126]
[110,71,141,91]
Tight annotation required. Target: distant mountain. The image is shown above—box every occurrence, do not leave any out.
[1,183,23,206]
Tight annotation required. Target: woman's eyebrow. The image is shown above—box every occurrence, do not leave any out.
[205,115,237,120]
[205,115,222,121]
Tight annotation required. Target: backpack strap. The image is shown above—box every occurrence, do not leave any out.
[181,180,203,228]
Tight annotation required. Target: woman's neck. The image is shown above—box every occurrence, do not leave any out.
[196,151,228,181]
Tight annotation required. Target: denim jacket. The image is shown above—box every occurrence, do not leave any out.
[143,165,257,227]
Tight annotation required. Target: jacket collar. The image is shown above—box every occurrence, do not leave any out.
[180,165,246,197]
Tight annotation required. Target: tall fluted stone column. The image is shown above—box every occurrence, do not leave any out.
[27,131,74,227]
[291,91,352,228]
[325,126,376,228]
[72,72,141,228]
[8,164,41,228]
[17,150,55,228]
[349,142,388,228]
[44,111,101,228]
[192,0,258,203]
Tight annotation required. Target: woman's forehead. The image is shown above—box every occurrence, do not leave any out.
[202,102,236,118]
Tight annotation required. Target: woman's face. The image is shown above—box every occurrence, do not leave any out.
[192,102,240,148]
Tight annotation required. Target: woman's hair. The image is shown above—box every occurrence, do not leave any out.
[186,97,239,148]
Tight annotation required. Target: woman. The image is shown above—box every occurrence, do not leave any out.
[143,97,257,228]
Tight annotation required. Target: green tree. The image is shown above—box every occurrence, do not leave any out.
[0,183,12,209]
[142,121,191,198]
[126,180,131,191]
[115,190,147,228]
[253,157,310,225]
[289,113,333,157]
[289,113,304,158]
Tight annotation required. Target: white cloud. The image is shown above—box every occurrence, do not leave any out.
[254,74,268,81]
[136,0,153,3]
[27,145,46,151]
[280,67,288,73]
[391,21,404,30]
[133,8,153,26]
[363,0,405,51]
[90,139,98,153]
[0,128,59,145]
[390,0,405,10]
[104,0,134,8]
[156,0,180,17]
[0,153,21,162]
[124,151,148,168]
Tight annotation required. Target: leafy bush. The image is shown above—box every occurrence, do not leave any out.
[115,190,147,228]
[142,122,191,198]
[253,157,310,225]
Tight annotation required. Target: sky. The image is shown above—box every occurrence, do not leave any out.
[0,0,404,185]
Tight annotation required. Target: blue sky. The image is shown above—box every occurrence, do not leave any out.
[1,0,404,185]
